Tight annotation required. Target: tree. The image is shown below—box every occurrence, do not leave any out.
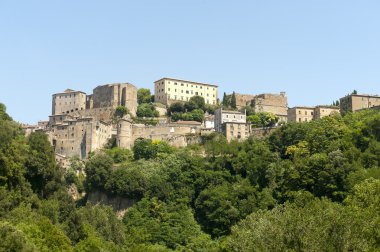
[114,106,129,118]
[231,92,237,109]
[168,102,185,115]
[185,96,205,111]
[352,90,358,94]
[137,88,152,104]
[136,104,159,118]
[133,139,174,160]
[247,112,279,128]
[226,198,378,251]
[0,103,12,121]
[25,131,63,198]
[84,153,113,191]
[222,92,227,107]
[123,198,213,250]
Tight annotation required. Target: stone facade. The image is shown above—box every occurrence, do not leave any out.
[116,118,202,149]
[252,92,288,122]
[214,108,246,132]
[235,93,256,109]
[52,89,87,115]
[314,106,340,119]
[340,93,380,115]
[50,117,112,159]
[223,122,250,142]
[288,105,340,122]
[92,83,137,116]
[154,77,218,106]
[288,107,315,122]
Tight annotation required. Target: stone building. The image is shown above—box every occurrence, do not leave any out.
[340,93,380,115]
[234,93,256,109]
[251,92,288,122]
[50,116,113,159]
[116,118,202,149]
[288,105,340,122]
[52,89,87,115]
[214,108,246,132]
[288,106,315,122]
[223,122,250,142]
[154,77,218,106]
[314,106,340,119]
[92,83,138,116]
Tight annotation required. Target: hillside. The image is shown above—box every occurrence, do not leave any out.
[0,102,380,251]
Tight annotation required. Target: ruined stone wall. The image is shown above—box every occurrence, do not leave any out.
[92,83,137,116]
[51,118,112,159]
[252,93,288,122]
[250,127,278,139]
[116,119,201,149]
[235,93,256,108]
[72,107,115,122]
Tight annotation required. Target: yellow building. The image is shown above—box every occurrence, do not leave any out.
[154,77,218,106]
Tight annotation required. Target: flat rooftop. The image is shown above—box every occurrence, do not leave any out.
[155,77,218,88]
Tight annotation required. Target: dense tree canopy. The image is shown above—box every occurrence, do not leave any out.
[1,101,380,251]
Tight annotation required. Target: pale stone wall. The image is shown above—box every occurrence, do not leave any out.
[72,107,115,122]
[288,107,315,122]
[116,119,202,149]
[154,78,218,106]
[252,92,288,122]
[51,118,112,159]
[52,89,87,115]
[214,108,246,132]
[314,106,340,119]
[223,122,250,142]
[92,83,137,116]
[340,94,380,115]
[155,106,167,116]
[235,93,256,108]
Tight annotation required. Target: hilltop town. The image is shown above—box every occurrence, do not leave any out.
[23,77,380,162]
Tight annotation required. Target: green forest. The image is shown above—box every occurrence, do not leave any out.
[1,102,380,251]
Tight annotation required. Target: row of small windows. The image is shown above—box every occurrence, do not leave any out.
[298,110,314,115]
[158,81,216,91]
[55,93,84,99]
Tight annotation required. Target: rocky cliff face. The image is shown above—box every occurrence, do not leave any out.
[87,191,137,218]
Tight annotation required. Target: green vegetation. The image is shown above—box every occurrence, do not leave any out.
[114,106,129,118]
[137,88,153,104]
[247,111,280,128]
[168,95,217,122]
[1,100,380,251]
[136,103,159,118]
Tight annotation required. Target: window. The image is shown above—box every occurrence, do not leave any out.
[186,90,189,94]
[299,118,301,122]
[174,82,177,85]
[181,83,184,86]
[305,111,307,115]
[299,111,301,114]
[175,89,177,92]
[168,88,170,91]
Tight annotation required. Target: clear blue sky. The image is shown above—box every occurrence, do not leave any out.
[1,1,379,123]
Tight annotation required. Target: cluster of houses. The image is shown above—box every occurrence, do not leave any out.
[22,77,380,161]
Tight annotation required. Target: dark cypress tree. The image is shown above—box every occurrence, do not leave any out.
[222,92,228,107]
[231,92,237,109]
